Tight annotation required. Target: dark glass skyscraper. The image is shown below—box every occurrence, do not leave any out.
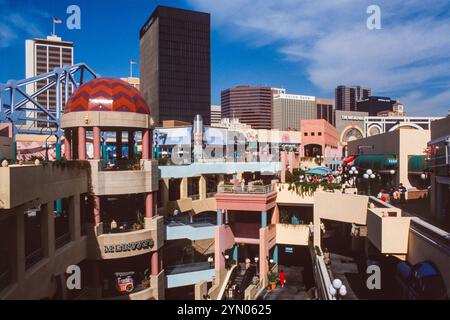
[140,6,211,125]
[356,96,396,116]
[335,85,371,111]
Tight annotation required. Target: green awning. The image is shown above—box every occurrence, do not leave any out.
[354,154,398,170]
[408,155,430,174]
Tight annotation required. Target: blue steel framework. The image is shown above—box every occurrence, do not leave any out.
[0,63,97,144]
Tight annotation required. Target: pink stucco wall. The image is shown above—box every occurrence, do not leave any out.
[214,225,235,272]
[300,119,339,156]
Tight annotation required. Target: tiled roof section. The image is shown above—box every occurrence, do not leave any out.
[65,78,150,114]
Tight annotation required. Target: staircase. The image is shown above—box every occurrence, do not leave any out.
[222,263,257,300]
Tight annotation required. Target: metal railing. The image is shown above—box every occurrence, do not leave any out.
[165,261,213,275]
[25,248,44,270]
[55,233,71,249]
[217,184,274,194]
[99,159,141,171]
[206,192,217,198]
[103,220,144,234]
[190,194,200,200]
[164,215,216,226]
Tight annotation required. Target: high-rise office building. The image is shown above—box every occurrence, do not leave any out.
[357,96,396,116]
[316,98,334,126]
[272,93,316,131]
[221,86,273,129]
[140,5,211,125]
[335,85,371,111]
[25,35,74,126]
[210,105,221,124]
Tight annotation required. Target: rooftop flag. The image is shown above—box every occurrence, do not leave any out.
[52,18,63,36]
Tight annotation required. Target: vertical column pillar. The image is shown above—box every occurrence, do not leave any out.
[116,131,123,160]
[217,209,223,225]
[69,194,81,241]
[93,126,101,160]
[225,209,229,224]
[288,151,295,173]
[142,129,150,159]
[41,202,55,259]
[180,178,188,199]
[55,139,62,161]
[261,211,267,228]
[199,175,207,200]
[153,192,158,217]
[63,130,72,160]
[281,151,287,183]
[128,130,134,160]
[145,192,154,218]
[273,245,279,265]
[232,245,238,264]
[78,127,86,160]
[93,196,101,225]
[71,128,78,159]
[151,251,160,276]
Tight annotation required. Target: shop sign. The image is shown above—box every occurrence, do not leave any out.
[104,239,154,254]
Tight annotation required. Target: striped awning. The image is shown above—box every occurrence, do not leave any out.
[408,155,431,175]
[354,154,398,170]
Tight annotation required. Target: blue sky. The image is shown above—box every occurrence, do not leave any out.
[0,0,449,116]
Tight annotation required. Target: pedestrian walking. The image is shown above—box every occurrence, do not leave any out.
[399,183,407,203]
[279,270,286,288]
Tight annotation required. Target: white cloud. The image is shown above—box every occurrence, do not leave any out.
[189,0,450,115]
[0,3,47,48]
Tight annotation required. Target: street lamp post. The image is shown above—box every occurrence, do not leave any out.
[363,169,376,196]
[208,256,214,269]
[316,154,324,166]
[222,252,230,269]
[389,169,396,188]
[348,166,359,188]
[329,278,347,300]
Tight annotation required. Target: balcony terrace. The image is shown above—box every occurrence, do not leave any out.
[89,159,158,196]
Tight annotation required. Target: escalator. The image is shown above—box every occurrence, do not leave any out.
[223,264,257,300]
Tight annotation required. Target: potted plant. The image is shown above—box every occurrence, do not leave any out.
[142,268,150,288]
[267,271,277,290]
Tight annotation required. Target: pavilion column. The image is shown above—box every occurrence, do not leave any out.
[93,126,101,160]
[151,250,160,276]
[142,129,150,159]
[145,192,154,218]
[93,195,101,225]
[64,129,72,160]
[116,131,122,160]
[217,209,223,225]
[281,151,287,183]
[78,127,86,160]
[128,130,135,160]
[261,211,268,228]
[153,191,158,217]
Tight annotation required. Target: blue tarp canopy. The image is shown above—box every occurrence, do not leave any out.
[306,167,332,175]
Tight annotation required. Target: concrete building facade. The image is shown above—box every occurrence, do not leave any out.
[272,93,316,131]
[221,86,273,129]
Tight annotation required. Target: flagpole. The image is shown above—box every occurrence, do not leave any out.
[130,60,133,78]
[52,19,55,36]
